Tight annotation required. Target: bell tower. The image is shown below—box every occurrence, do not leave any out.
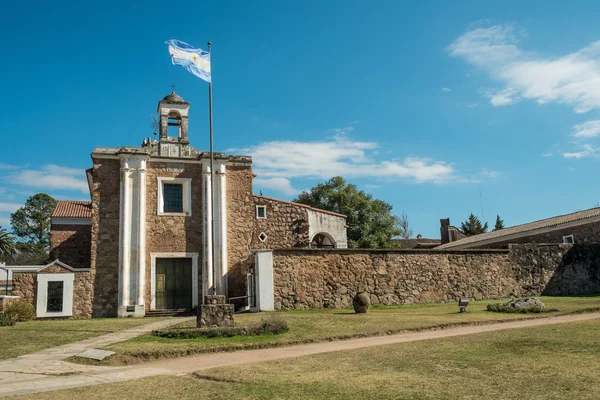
[157,91,192,157]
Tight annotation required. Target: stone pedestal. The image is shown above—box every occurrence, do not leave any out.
[197,295,235,327]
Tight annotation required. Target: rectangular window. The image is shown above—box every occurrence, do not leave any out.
[256,205,266,219]
[563,234,575,244]
[46,281,64,312]
[163,183,183,213]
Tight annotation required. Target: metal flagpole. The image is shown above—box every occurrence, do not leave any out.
[207,41,217,296]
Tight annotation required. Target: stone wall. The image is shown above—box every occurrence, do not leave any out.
[11,272,36,309]
[50,224,91,269]
[469,221,600,249]
[145,161,203,307]
[226,165,256,302]
[271,244,600,310]
[90,158,121,317]
[252,195,310,249]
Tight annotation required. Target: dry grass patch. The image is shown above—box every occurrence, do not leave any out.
[100,295,600,365]
[14,318,600,400]
[0,318,167,360]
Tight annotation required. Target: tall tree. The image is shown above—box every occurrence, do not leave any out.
[0,227,15,262]
[493,215,505,231]
[460,213,488,236]
[10,193,57,254]
[294,177,402,248]
[398,212,413,239]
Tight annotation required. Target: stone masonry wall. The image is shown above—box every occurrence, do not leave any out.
[11,272,36,309]
[271,244,600,310]
[252,195,310,250]
[145,161,203,308]
[226,165,255,302]
[90,158,121,317]
[50,224,92,269]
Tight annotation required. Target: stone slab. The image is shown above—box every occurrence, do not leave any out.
[76,349,115,361]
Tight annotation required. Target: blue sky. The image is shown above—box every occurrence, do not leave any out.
[2,1,600,238]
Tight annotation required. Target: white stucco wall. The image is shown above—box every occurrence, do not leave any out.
[307,210,348,249]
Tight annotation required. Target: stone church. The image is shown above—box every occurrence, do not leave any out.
[9,92,347,319]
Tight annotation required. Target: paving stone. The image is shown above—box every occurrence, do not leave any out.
[77,349,115,361]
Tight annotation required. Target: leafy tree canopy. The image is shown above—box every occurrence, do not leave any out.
[10,193,57,254]
[294,177,404,248]
[0,226,15,262]
[493,215,505,231]
[460,213,489,236]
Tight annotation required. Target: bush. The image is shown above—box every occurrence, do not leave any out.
[152,314,289,339]
[487,298,545,314]
[3,299,35,322]
[0,313,15,327]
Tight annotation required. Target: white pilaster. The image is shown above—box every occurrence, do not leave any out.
[136,160,147,308]
[202,163,214,301]
[215,162,228,296]
[118,155,149,317]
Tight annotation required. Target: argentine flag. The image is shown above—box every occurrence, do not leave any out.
[166,39,211,83]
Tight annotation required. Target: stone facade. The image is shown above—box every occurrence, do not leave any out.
[145,161,203,307]
[11,272,36,310]
[252,195,310,249]
[50,224,91,269]
[90,158,121,317]
[271,244,600,310]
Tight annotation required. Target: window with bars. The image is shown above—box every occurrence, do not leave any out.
[46,281,64,312]
[163,183,183,213]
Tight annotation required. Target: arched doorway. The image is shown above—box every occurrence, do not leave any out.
[310,233,336,249]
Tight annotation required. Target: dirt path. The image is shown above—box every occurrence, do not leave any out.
[2,312,599,398]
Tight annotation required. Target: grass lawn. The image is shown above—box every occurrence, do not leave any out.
[17,318,600,399]
[0,318,167,360]
[98,295,600,365]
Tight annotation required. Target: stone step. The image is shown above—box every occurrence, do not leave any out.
[146,308,195,317]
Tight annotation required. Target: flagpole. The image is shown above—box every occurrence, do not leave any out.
[207,41,217,296]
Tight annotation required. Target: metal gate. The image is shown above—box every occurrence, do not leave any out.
[155,258,193,309]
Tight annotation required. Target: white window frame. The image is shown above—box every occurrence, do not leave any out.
[36,273,74,318]
[563,234,575,244]
[157,177,192,216]
[258,232,268,243]
[256,205,267,219]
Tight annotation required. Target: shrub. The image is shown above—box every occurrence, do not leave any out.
[152,314,289,339]
[252,315,288,335]
[0,313,15,327]
[3,299,35,322]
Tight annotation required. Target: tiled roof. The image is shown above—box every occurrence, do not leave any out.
[52,201,92,219]
[437,207,600,249]
[392,238,441,249]
[252,195,347,218]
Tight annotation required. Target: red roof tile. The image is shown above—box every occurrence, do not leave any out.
[52,200,92,219]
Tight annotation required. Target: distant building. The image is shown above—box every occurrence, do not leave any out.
[437,208,600,250]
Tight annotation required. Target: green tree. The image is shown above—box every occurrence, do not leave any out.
[460,213,488,236]
[493,215,505,231]
[10,193,57,254]
[0,227,15,262]
[294,177,402,248]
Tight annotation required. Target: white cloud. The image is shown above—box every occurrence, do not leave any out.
[449,25,600,113]
[480,169,500,178]
[0,202,21,213]
[572,120,600,138]
[6,165,88,193]
[364,184,381,189]
[542,152,553,157]
[467,103,479,108]
[564,144,597,159]
[441,87,451,92]
[254,178,298,196]
[330,126,354,135]
[230,135,455,184]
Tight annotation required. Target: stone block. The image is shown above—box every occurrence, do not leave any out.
[197,303,235,327]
